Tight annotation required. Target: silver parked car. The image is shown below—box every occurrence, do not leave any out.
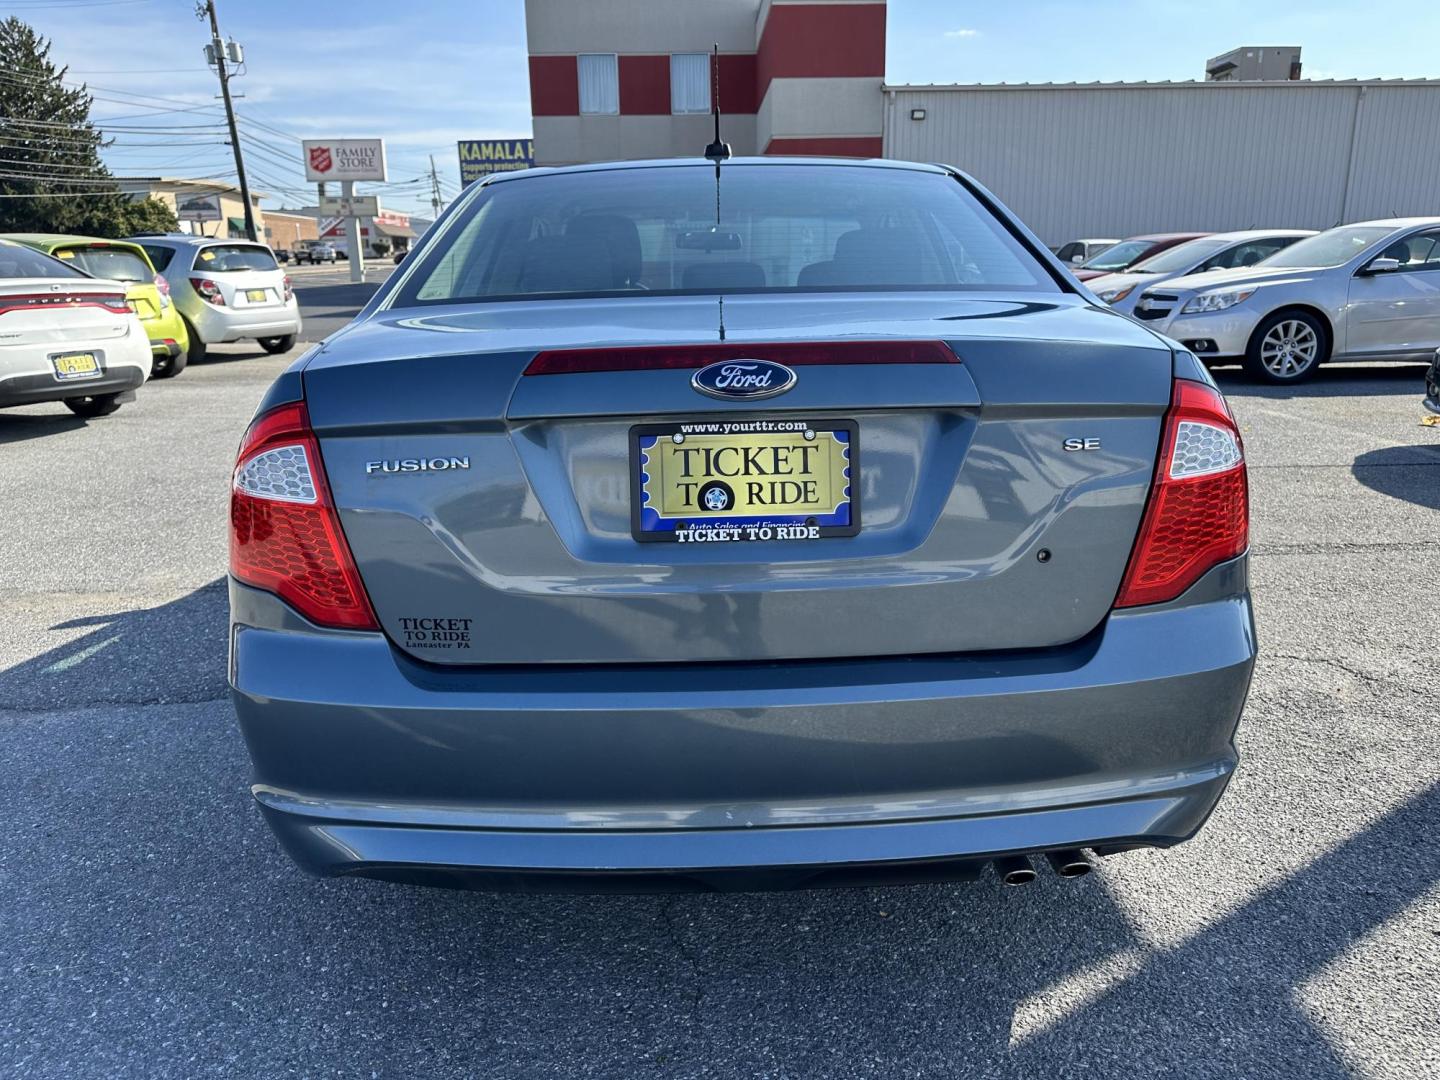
[228,158,1255,891]
[132,235,302,365]
[1089,229,1315,315]
[1133,218,1440,382]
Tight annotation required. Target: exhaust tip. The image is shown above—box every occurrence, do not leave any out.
[1045,849,1094,878]
[994,855,1037,886]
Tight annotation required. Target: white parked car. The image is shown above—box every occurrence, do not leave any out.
[1089,229,1315,315]
[1133,218,1440,382]
[130,235,301,364]
[0,239,150,418]
[1051,238,1119,266]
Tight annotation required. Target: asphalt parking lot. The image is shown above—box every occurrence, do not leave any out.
[2,308,1438,1074]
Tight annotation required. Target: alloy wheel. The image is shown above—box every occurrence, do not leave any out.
[1259,319,1319,378]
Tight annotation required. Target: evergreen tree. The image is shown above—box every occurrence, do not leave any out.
[0,17,174,235]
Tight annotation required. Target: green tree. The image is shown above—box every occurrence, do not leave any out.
[118,196,179,235]
[0,17,145,236]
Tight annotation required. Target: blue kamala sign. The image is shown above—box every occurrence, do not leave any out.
[457,139,534,185]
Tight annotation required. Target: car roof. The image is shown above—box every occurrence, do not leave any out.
[129,233,267,247]
[483,156,949,187]
[0,232,146,250]
[1345,217,1440,229]
[1127,232,1211,243]
[1192,229,1317,242]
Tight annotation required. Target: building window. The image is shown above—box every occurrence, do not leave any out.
[578,54,619,115]
[670,53,711,114]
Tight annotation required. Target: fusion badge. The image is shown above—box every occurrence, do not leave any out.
[365,456,471,475]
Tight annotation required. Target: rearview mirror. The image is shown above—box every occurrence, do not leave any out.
[1360,256,1402,275]
[676,228,742,252]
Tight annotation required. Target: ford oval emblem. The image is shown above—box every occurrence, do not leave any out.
[691,359,797,400]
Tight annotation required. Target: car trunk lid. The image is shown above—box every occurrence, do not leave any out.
[308,294,1172,664]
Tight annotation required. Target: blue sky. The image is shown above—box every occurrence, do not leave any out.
[17,0,1440,218]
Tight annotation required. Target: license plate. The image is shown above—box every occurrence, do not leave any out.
[51,352,101,381]
[246,288,269,303]
[630,418,858,543]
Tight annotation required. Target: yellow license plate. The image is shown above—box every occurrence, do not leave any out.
[246,289,269,303]
[631,418,858,543]
[51,352,101,380]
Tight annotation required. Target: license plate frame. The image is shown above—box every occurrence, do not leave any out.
[629,417,859,544]
[245,288,269,303]
[49,350,103,381]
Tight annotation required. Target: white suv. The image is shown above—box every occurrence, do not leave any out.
[131,235,301,363]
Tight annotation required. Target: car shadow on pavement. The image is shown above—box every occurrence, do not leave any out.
[1351,444,1440,511]
[0,409,88,444]
[3,577,1435,1076]
[0,578,228,712]
[1214,362,1431,400]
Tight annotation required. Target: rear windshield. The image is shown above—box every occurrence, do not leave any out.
[196,244,278,272]
[393,163,1058,304]
[0,244,86,280]
[55,246,153,282]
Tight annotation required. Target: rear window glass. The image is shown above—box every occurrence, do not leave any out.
[56,246,153,282]
[0,244,86,280]
[139,244,175,272]
[394,164,1057,305]
[197,244,278,272]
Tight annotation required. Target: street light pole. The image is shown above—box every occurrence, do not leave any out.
[198,0,255,242]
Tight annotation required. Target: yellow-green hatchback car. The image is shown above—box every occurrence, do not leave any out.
[2,235,191,378]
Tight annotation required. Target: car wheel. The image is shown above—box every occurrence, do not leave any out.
[65,393,124,418]
[1243,310,1329,383]
[151,349,188,379]
[183,318,208,365]
[258,335,296,355]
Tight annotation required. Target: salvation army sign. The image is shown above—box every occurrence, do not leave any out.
[301,139,387,183]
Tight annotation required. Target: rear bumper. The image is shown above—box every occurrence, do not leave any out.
[0,364,145,409]
[229,558,1256,890]
[186,300,301,343]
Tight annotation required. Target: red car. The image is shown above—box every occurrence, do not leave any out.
[1072,232,1210,281]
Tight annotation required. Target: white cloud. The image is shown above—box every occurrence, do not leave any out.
[944,28,980,38]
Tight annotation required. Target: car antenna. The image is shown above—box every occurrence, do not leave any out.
[704,43,731,164]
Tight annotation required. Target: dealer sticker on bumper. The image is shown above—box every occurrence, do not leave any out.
[630,417,858,543]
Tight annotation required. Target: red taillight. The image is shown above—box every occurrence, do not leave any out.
[191,277,225,306]
[230,402,378,630]
[0,292,128,316]
[153,273,170,298]
[282,274,293,302]
[524,340,959,375]
[1116,378,1249,608]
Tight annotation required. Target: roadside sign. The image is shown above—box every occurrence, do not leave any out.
[176,192,221,221]
[458,139,533,186]
[318,194,380,217]
[302,138,387,182]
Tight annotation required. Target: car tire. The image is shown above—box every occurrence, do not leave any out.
[64,393,124,418]
[183,318,208,365]
[258,335,296,354]
[151,349,188,379]
[1242,310,1329,384]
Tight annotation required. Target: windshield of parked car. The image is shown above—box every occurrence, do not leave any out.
[196,244,279,272]
[1128,237,1230,274]
[1258,226,1393,269]
[0,243,87,279]
[55,246,153,282]
[393,164,1059,304]
[1078,239,1154,271]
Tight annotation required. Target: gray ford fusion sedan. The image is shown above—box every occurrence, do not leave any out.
[229,158,1255,891]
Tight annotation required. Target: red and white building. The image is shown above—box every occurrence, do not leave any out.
[524,0,885,164]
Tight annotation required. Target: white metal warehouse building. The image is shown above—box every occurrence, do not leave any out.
[882,80,1440,246]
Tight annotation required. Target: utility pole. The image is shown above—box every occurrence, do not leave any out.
[198,0,255,242]
[428,154,443,221]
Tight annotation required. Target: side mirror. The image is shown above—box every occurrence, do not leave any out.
[1360,256,1402,276]
[1070,254,1085,265]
